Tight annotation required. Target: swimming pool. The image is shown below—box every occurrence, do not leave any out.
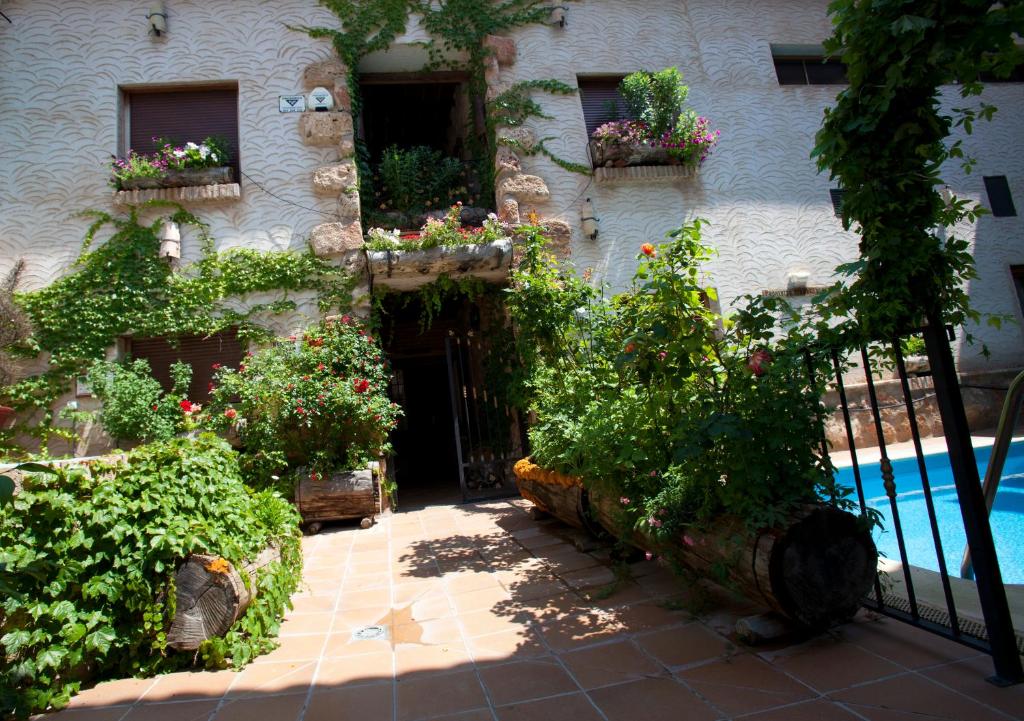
[833,440,1024,584]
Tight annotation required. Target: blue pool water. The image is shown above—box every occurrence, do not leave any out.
[833,440,1024,584]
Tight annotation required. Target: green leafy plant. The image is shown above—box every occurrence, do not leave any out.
[375,145,467,214]
[620,67,689,138]
[85,358,193,444]
[110,137,230,189]
[489,80,590,175]
[205,315,401,488]
[0,434,302,718]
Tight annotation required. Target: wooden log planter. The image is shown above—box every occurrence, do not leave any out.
[294,468,377,534]
[166,546,280,651]
[511,459,603,535]
[513,460,878,629]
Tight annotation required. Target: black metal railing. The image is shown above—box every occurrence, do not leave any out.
[825,318,1022,685]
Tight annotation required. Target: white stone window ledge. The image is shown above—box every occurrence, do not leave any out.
[112,183,242,205]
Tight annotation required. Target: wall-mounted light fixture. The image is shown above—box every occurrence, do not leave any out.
[158,219,181,260]
[786,270,810,293]
[581,198,599,240]
[307,86,335,112]
[548,5,567,28]
[147,3,168,38]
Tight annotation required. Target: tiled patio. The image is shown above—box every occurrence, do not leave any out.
[47,499,1023,721]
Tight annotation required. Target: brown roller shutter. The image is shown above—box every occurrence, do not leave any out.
[578,78,628,136]
[128,329,243,403]
[128,87,239,169]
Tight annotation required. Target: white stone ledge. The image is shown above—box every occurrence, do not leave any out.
[112,183,241,205]
[594,165,696,183]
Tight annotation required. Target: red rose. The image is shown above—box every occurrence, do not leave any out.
[624,342,636,354]
[151,404,158,411]
[238,364,246,373]
[225,408,237,420]
[179,400,194,413]
[747,349,773,377]
[641,243,656,257]
[211,363,221,370]
[353,378,370,394]
[317,363,326,371]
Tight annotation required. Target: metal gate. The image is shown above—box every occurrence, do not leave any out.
[445,331,523,502]
[826,318,1022,684]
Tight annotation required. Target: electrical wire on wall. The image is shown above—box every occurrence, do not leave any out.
[239,170,340,219]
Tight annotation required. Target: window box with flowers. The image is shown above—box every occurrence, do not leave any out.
[111,137,240,203]
[586,68,720,182]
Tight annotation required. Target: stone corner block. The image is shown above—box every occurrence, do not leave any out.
[304,58,349,88]
[540,217,572,259]
[309,220,364,258]
[497,173,550,203]
[484,35,517,65]
[312,161,357,196]
[299,112,353,147]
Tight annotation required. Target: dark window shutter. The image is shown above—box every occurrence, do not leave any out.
[128,329,243,403]
[1012,266,1024,317]
[984,176,1017,217]
[578,78,628,136]
[829,189,845,217]
[128,87,239,169]
[774,59,808,85]
[806,59,848,85]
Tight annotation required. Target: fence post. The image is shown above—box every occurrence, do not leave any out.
[922,312,1022,685]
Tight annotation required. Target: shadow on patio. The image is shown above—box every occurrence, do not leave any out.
[43,500,1024,721]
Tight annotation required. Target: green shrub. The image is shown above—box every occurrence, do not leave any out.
[376,145,466,214]
[205,316,401,487]
[86,358,192,444]
[0,434,302,718]
[620,67,690,139]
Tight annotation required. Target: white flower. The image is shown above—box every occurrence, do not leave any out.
[185,141,199,150]
[198,145,210,159]
[487,213,498,222]
[172,149,186,158]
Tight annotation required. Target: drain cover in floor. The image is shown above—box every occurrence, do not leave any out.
[351,624,389,641]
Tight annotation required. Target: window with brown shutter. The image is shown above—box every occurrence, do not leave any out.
[124,85,240,172]
[578,77,628,137]
[127,329,243,403]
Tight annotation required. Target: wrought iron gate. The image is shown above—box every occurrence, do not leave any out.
[445,331,523,502]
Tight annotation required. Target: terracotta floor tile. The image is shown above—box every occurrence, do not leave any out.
[226,660,316,697]
[635,623,730,668]
[458,608,532,638]
[250,633,326,663]
[211,692,305,721]
[609,601,691,633]
[334,606,394,630]
[394,617,464,645]
[451,585,513,614]
[395,642,472,677]
[427,710,494,721]
[589,677,718,721]
[743,699,864,720]
[305,681,394,721]
[760,635,904,693]
[560,639,664,688]
[314,651,395,687]
[143,670,236,703]
[676,653,815,717]
[466,628,550,665]
[342,571,392,590]
[829,672,1011,721]
[65,677,156,709]
[494,692,604,721]
[839,618,977,670]
[395,669,489,721]
[337,588,391,611]
[278,612,334,636]
[406,593,456,622]
[288,594,337,614]
[392,579,445,605]
[445,569,503,595]
[120,700,219,721]
[538,610,628,652]
[41,707,129,720]
[922,655,1024,718]
[558,566,617,592]
[322,633,393,659]
[478,659,578,706]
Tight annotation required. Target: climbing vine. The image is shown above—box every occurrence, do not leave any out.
[297,1,580,213]
[1,203,354,455]
[812,1,1024,341]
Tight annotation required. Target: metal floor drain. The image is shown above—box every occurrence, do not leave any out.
[351,624,389,641]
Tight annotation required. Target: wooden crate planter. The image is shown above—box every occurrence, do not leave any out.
[117,166,234,190]
[294,468,377,534]
[513,459,878,629]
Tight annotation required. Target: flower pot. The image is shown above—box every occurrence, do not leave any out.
[904,355,931,376]
[118,166,234,191]
[589,140,682,168]
[0,405,15,430]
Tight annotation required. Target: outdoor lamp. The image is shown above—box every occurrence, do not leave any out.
[158,220,181,260]
[581,198,599,240]
[548,6,567,27]
[787,270,810,293]
[147,3,168,37]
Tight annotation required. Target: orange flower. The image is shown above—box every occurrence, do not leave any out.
[625,342,636,354]
[641,243,656,257]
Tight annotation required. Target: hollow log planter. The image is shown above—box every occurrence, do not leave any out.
[294,468,376,534]
[513,459,877,629]
[166,546,280,651]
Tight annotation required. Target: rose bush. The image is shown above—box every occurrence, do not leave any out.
[205,316,400,489]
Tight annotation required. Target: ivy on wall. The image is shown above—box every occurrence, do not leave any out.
[2,203,354,454]
[296,1,581,211]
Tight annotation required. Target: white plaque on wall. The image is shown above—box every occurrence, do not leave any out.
[279,95,307,113]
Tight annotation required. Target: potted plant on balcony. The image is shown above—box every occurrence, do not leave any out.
[589,67,720,169]
[111,136,233,190]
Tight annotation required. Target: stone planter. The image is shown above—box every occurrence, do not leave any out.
[117,166,234,190]
[590,139,688,168]
[0,405,14,430]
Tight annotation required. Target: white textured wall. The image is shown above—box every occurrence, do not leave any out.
[1,0,1022,373]
[503,0,1024,372]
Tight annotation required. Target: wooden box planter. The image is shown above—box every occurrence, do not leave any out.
[117,166,234,190]
[513,459,878,629]
[294,467,377,534]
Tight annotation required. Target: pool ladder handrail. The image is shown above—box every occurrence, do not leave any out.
[960,369,1024,580]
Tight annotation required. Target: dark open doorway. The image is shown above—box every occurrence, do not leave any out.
[379,290,525,508]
